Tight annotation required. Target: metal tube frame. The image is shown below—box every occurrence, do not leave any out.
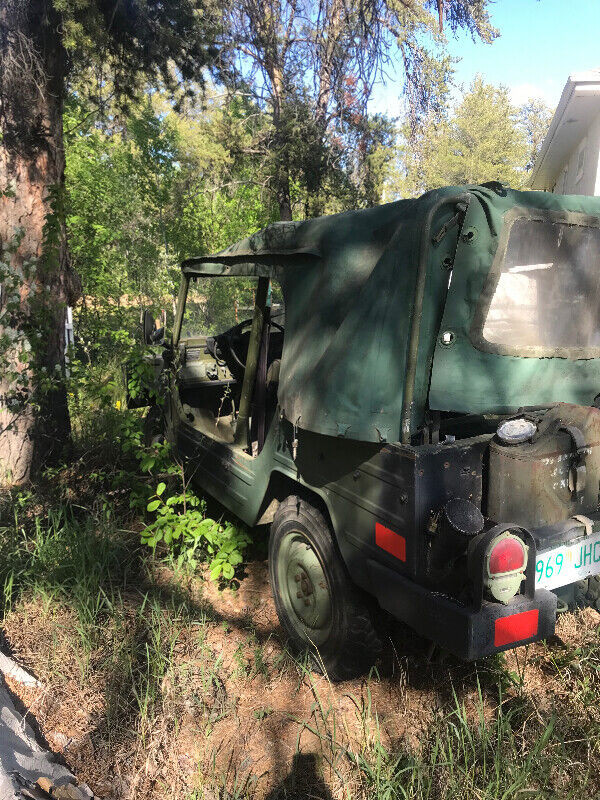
[235,276,270,447]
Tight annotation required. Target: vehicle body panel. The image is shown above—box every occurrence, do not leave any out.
[181,187,465,443]
[182,185,600,441]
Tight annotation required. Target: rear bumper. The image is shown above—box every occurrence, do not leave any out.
[368,559,557,660]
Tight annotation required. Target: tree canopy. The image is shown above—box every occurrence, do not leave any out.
[217,0,498,218]
[0,0,554,482]
[395,76,553,196]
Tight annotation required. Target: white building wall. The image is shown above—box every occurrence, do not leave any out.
[552,111,600,196]
[594,112,600,195]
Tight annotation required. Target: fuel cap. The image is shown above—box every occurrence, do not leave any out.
[497,418,537,445]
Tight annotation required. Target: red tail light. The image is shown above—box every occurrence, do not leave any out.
[484,532,528,604]
[489,536,526,575]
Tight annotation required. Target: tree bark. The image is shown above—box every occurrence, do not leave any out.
[275,159,293,222]
[0,0,79,484]
[267,61,293,222]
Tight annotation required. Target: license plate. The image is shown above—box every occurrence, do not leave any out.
[536,530,600,590]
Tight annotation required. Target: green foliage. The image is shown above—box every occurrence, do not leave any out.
[0,501,134,630]
[142,484,251,581]
[519,98,555,173]
[124,345,164,408]
[65,97,180,304]
[65,340,251,587]
[53,0,220,107]
[65,91,277,308]
[395,76,553,196]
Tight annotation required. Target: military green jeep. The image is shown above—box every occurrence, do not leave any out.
[136,183,600,679]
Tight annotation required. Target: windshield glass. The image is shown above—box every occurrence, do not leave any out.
[181,277,258,339]
[180,276,285,339]
[481,217,600,355]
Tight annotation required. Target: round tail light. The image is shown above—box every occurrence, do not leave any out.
[485,532,528,604]
[489,536,526,574]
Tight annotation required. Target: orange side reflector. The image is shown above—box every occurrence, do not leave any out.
[375,523,406,561]
[494,609,539,647]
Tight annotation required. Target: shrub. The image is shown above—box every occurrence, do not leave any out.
[142,482,251,580]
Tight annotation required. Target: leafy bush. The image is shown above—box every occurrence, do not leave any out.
[123,343,164,409]
[142,481,251,580]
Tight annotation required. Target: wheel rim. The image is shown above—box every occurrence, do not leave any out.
[276,530,333,646]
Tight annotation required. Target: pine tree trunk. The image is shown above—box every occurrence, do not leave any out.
[267,62,293,223]
[272,116,292,221]
[0,0,79,484]
[276,167,293,222]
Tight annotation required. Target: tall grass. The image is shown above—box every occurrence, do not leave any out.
[346,694,557,799]
[0,502,135,630]
[0,497,200,742]
[282,659,591,800]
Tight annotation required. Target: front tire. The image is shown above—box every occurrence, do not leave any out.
[268,495,383,681]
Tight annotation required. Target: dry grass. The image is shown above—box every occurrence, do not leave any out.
[1,531,600,800]
[1,475,600,800]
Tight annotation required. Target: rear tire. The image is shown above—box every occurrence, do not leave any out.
[268,495,384,681]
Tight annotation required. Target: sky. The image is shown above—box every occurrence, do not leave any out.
[370,0,600,115]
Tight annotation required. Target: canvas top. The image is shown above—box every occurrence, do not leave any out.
[182,185,600,444]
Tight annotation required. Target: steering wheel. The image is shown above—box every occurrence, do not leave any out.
[225,317,284,370]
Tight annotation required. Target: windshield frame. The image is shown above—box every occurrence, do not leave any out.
[469,206,600,359]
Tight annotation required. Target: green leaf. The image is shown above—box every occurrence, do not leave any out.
[140,456,156,472]
[147,499,161,512]
[156,481,166,496]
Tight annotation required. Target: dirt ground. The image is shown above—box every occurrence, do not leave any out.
[3,559,600,800]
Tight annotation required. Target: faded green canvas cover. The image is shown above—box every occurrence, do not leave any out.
[429,187,600,418]
[182,185,600,444]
